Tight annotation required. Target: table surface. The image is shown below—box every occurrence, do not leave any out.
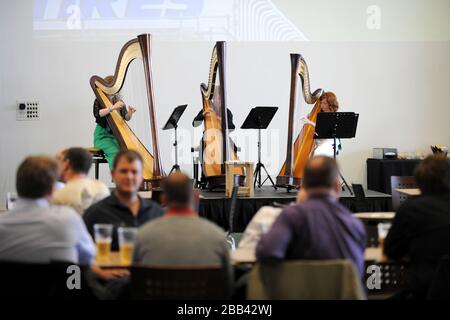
[367,158,422,162]
[229,248,386,264]
[395,188,421,196]
[353,212,395,220]
[96,247,386,268]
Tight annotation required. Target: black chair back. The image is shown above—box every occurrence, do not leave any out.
[365,260,409,299]
[0,260,94,299]
[390,176,417,210]
[129,265,231,300]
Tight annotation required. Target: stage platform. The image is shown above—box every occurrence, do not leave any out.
[198,186,392,232]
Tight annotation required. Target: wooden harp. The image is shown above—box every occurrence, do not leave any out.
[200,41,243,188]
[90,34,165,189]
[276,54,323,189]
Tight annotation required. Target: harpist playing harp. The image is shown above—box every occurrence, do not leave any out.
[90,33,165,189]
[277,54,339,190]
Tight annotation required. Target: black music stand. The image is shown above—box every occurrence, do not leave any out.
[314,112,359,195]
[241,106,278,189]
[163,104,188,174]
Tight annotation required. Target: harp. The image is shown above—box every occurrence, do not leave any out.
[200,41,243,188]
[276,54,323,189]
[90,34,165,189]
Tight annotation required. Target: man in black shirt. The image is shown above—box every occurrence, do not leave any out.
[84,150,163,250]
[384,155,450,299]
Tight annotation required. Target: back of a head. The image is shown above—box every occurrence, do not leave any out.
[162,172,193,209]
[415,155,450,195]
[16,156,58,199]
[302,156,339,190]
[64,147,92,175]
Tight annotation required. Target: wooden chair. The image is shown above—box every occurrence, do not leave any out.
[390,176,417,210]
[129,265,231,300]
[247,260,366,300]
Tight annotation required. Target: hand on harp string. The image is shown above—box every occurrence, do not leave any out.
[125,105,137,121]
[300,116,316,127]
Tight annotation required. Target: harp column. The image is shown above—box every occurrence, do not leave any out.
[137,33,165,183]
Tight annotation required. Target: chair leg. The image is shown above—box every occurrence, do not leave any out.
[95,161,99,180]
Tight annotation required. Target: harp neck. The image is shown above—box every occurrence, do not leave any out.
[201,41,231,171]
[216,41,231,166]
[297,55,324,104]
[284,54,323,177]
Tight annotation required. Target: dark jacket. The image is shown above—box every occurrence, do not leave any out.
[384,193,450,298]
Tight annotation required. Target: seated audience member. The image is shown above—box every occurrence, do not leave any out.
[133,172,230,273]
[239,189,308,250]
[0,156,95,265]
[238,206,282,250]
[83,150,163,250]
[52,147,110,214]
[54,148,67,190]
[256,156,366,276]
[384,155,450,299]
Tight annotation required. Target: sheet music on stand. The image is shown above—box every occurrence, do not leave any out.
[314,112,359,194]
[314,112,358,140]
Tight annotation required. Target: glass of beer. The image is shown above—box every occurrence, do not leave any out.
[94,224,113,262]
[118,227,137,265]
[377,222,392,247]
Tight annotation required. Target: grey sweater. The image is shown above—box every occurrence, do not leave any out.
[133,215,230,270]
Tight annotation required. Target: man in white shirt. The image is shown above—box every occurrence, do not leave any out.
[238,206,283,250]
[52,147,110,214]
[238,189,307,250]
[0,156,95,265]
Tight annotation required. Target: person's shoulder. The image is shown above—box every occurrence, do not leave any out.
[51,184,74,199]
[137,215,167,235]
[280,202,307,217]
[395,195,431,216]
[141,198,164,213]
[48,204,83,224]
[83,195,113,216]
[84,178,110,194]
[196,216,225,232]
[397,194,448,216]
[53,180,84,195]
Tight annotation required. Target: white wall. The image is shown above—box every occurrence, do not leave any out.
[1,1,449,208]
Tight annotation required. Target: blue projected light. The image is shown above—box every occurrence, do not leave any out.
[33,0,308,41]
